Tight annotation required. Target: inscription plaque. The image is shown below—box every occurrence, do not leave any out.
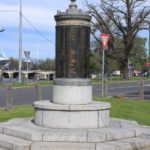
[55,26,90,78]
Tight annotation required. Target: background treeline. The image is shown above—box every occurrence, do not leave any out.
[5,58,55,71]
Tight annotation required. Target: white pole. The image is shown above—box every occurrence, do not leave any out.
[101,48,105,97]
[18,0,23,82]
[36,47,39,70]
[27,59,28,83]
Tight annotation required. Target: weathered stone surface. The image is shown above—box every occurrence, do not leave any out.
[106,137,150,150]
[70,101,111,111]
[53,79,91,86]
[110,118,139,128]
[25,131,43,141]
[34,100,70,110]
[109,118,121,128]
[4,126,26,140]
[41,110,98,129]
[0,118,150,150]
[140,126,150,136]
[0,118,28,126]
[88,131,106,142]
[0,119,142,144]
[34,101,110,129]
[106,129,135,141]
[0,138,12,150]
[34,109,43,127]
[0,118,31,134]
[2,125,46,141]
[88,128,135,142]
[52,85,92,105]
[0,133,32,150]
[43,130,87,142]
[0,148,8,150]
[96,143,116,150]
[99,110,110,127]
[0,126,4,133]
[108,141,133,150]
[34,101,111,111]
[110,118,142,137]
[119,137,150,149]
[31,142,95,150]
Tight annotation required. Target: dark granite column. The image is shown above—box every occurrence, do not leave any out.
[55,0,91,79]
[53,0,92,104]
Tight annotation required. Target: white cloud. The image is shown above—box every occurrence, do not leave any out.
[23,9,56,31]
[0,3,56,30]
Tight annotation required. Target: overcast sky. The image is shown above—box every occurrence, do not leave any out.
[0,0,149,60]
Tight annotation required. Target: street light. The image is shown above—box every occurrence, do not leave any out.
[144,20,150,59]
[0,29,5,82]
[24,51,30,83]
[148,24,150,59]
[18,0,23,83]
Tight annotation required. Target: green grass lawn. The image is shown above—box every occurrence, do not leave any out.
[0,105,34,122]
[0,98,150,126]
[0,80,53,88]
[0,76,150,88]
[95,97,150,126]
[92,76,150,84]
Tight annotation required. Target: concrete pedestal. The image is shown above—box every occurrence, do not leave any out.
[34,100,110,129]
[52,79,92,105]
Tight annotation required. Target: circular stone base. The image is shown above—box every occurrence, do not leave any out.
[52,79,92,105]
[34,100,111,129]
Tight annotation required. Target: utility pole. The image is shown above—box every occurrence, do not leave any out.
[0,29,5,82]
[149,24,150,59]
[18,0,23,82]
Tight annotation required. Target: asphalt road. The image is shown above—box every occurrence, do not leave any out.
[0,81,150,107]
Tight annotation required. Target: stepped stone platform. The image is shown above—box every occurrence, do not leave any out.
[0,117,150,150]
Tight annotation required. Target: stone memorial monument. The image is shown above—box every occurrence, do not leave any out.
[0,1,149,150]
[33,0,110,129]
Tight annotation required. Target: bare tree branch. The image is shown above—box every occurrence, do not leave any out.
[86,0,150,79]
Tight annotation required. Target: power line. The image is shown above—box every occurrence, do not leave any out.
[0,9,54,46]
[22,14,54,46]
[0,10,18,12]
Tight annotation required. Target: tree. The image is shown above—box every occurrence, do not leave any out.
[86,0,150,79]
[128,37,147,70]
[38,59,55,71]
[90,40,118,77]
[4,58,55,71]
[90,36,147,77]
[9,58,19,70]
